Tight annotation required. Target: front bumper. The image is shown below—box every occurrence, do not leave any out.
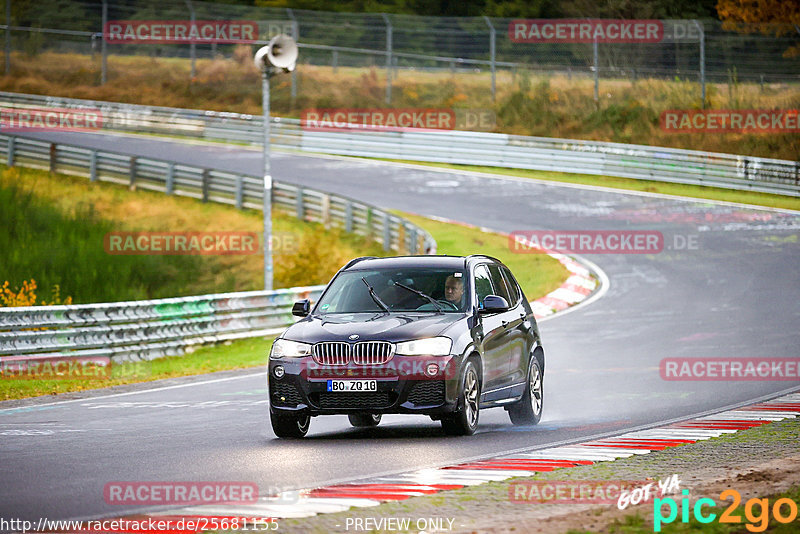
[268,355,462,416]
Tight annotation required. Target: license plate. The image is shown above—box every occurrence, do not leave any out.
[326,379,377,392]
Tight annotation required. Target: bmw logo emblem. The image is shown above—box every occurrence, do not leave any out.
[349,334,359,340]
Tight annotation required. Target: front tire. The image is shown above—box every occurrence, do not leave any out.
[270,411,310,438]
[507,358,543,425]
[348,413,382,427]
[441,360,480,436]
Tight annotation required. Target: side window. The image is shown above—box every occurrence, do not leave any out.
[473,265,494,306]
[500,266,522,306]
[487,264,512,304]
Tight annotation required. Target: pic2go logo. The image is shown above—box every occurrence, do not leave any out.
[654,489,799,532]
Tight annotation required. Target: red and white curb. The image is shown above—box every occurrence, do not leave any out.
[142,393,800,521]
[420,215,602,321]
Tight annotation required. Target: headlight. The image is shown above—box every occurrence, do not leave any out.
[270,339,312,359]
[395,337,452,356]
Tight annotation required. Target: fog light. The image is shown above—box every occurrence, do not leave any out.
[426,363,439,377]
[273,365,285,379]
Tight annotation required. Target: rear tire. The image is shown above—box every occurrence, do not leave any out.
[441,360,480,436]
[270,411,310,438]
[507,358,543,425]
[348,413,382,427]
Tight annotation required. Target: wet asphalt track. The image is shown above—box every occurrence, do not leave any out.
[1,131,799,523]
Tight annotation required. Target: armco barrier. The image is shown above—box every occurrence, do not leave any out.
[0,286,324,362]
[0,134,436,255]
[1,91,798,197]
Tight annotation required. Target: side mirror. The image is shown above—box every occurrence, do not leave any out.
[292,299,310,317]
[480,295,509,313]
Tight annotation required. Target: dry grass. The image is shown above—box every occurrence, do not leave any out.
[1,51,797,159]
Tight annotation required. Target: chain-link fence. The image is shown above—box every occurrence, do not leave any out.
[2,0,799,103]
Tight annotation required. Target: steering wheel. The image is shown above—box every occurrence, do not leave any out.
[436,299,459,311]
[415,299,459,312]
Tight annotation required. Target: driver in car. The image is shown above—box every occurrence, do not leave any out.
[444,274,465,309]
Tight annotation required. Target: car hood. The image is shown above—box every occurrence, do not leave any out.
[282,312,464,344]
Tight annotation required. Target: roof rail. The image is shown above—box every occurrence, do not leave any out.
[342,256,378,270]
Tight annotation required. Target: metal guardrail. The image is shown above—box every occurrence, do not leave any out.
[2,91,797,197]
[0,286,324,362]
[0,134,436,255]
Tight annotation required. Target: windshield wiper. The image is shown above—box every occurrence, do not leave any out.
[393,281,443,313]
[361,277,391,313]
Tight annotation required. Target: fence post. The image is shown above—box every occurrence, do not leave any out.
[296,187,304,220]
[201,169,209,202]
[593,35,599,105]
[49,143,56,174]
[185,0,196,82]
[90,150,98,182]
[332,49,338,72]
[101,0,107,84]
[382,13,392,105]
[383,212,391,251]
[409,227,417,254]
[287,9,298,105]
[129,156,137,187]
[5,0,10,75]
[345,200,353,233]
[694,20,705,108]
[7,136,14,167]
[483,16,496,102]
[235,174,243,209]
[166,162,175,194]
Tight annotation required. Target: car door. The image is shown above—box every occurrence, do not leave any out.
[474,263,514,403]
[485,263,526,399]
[499,264,535,394]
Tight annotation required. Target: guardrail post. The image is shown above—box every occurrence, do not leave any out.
[296,187,304,220]
[383,213,391,251]
[235,174,243,209]
[332,50,338,73]
[166,162,175,194]
[201,169,210,202]
[409,226,418,254]
[7,136,14,167]
[90,150,98,182]
[321,194,330,227]
[345,201,353,233]
[49,143,56,174]
[129,156,137,187]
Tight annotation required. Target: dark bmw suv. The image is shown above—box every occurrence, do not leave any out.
[268,255,544,438]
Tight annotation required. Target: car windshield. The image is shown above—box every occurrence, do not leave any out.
[316,267,469,313]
